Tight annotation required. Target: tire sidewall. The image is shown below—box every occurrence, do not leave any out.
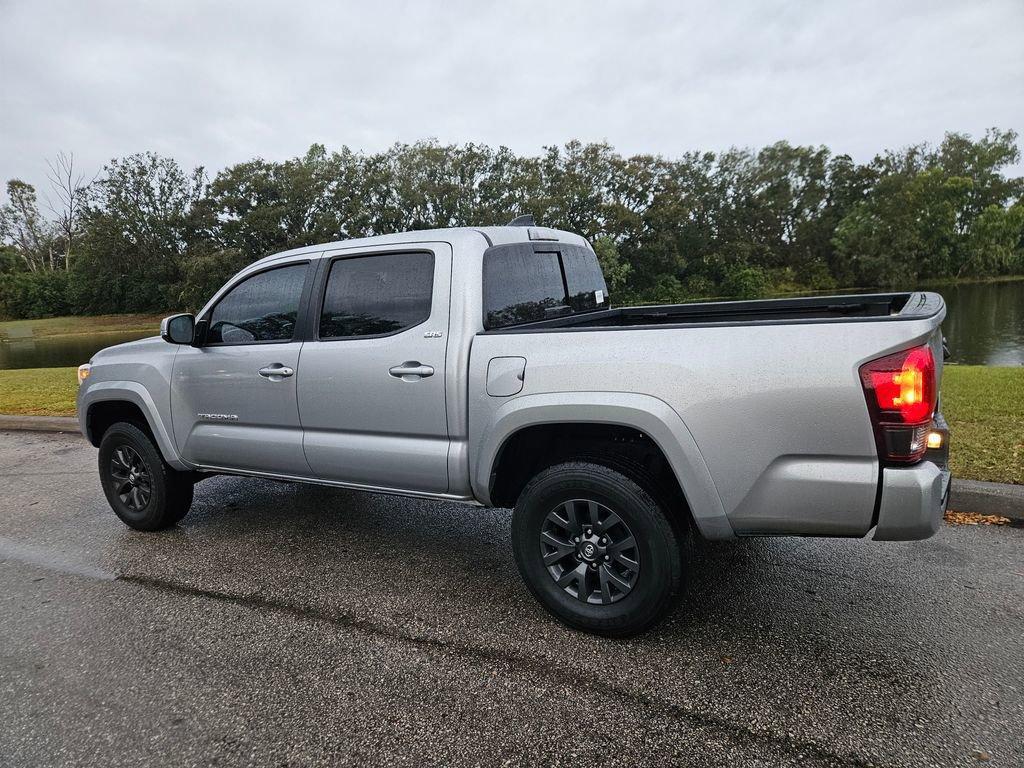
[512,462,682,635]
[98,423,171,531]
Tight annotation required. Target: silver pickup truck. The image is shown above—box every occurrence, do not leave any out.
[77,223,951,635]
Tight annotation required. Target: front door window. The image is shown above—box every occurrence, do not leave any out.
[208,264,308,344]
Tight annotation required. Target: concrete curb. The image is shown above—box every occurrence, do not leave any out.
[0,413,1021,521]
[949,478,1024,522]
[0,414,79,432]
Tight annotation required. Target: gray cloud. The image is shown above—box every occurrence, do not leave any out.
[1,0,1022,193]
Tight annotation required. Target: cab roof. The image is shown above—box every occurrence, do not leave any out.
[248,225,591,268]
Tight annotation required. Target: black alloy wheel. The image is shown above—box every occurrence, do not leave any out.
[109,445,153,512]
[540,498,640,605]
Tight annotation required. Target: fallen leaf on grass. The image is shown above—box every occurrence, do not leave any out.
[944,510,1011,526]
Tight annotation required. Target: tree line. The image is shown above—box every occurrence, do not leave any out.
[1,129,1021,319]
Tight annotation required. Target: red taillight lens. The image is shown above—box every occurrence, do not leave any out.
[861,346,935,424]
[859,345,937,462]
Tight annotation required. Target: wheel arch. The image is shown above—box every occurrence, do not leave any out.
[472,392,733,540]
[80,381,189,470]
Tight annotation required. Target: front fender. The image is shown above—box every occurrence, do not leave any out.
[78,380,190,471]
[471,391,733,540]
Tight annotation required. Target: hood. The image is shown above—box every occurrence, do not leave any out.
[91,335,165,362]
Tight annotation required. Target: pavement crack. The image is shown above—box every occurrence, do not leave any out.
[119,573,879,767]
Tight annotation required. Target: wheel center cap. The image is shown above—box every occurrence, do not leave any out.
[577,535,605,563]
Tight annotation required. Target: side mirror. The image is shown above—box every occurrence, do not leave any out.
[160,313,195,345]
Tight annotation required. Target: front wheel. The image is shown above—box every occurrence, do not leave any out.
[98,422,194,531]
[511,461,684,637]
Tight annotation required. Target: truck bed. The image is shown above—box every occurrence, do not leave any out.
[481,292,944,333]
[469,287,946,539]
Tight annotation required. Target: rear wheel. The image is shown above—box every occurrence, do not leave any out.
[98,422,194,531]
[511,461,684,636]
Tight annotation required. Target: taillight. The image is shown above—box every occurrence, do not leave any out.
[859,345,936,463]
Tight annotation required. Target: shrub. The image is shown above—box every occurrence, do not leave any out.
[721,264,769,299]
[0,270,72,319]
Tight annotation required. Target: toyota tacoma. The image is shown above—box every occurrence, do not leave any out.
[77,222,951,635]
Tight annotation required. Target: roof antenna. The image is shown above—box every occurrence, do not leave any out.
[507,214,536,227]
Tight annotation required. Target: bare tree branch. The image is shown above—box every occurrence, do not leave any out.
[43,151,95,269]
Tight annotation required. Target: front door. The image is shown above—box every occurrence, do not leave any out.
[297,245,451,493]
[171,261,314,475]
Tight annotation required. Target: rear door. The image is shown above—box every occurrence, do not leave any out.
[297,244,451,492]
[171,260,315,475]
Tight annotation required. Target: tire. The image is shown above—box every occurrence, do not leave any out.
[98,422,194,531]
[511,461,684,637]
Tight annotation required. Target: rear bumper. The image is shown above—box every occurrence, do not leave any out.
[873,461,951,541]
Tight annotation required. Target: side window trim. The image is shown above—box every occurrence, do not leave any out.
[200,260,315,347]
[297,257,330,341]
[313,249,436,342]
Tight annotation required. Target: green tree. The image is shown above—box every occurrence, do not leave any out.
[70,153,205,313]
[0,180,57,272]
[591,236,631,296]
[203,144,366,262]
[177,248,251,311]
[1,130,1022,320]
[935,129,1023,225]
[961,202,1024,277]
[0,245,25,275]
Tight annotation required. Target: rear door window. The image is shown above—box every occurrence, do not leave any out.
[319,251,434,338]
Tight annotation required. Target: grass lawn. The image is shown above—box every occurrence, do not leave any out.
[940,366,1024,485]
[0,364,1021,485]
[0,366,79,416]
[0,314,163,341]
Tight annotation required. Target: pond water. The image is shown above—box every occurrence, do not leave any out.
[0,329,155,370]
[939,279,1024,366]
[1,280,1022,370]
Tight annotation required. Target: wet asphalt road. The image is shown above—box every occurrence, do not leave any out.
[0,430,1021,767]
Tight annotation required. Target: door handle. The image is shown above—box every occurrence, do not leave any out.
[258,364,294,379]
[389,362,434,380]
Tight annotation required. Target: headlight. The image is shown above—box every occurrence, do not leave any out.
[77,363,91,385]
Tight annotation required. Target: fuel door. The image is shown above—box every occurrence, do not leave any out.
[486,356,526,397]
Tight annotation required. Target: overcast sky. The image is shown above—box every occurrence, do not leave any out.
[2,0,1022,194]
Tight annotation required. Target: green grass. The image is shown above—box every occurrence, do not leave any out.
[942,366,1024,485]
[0,366,79,416]
[0,364,1021,485]
[0,314,163,341]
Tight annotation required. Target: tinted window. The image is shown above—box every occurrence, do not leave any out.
[482,243,609,330]
[563,247,609,313]
[483,247,566,329]
[320,252,434,338]
[208,263,308,344]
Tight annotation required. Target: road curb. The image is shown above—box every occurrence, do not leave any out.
[949,478,1024,521]
[0,414,79,432]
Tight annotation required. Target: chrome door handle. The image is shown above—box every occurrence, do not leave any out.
[389,362,434,380]
[258,365,294,378]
